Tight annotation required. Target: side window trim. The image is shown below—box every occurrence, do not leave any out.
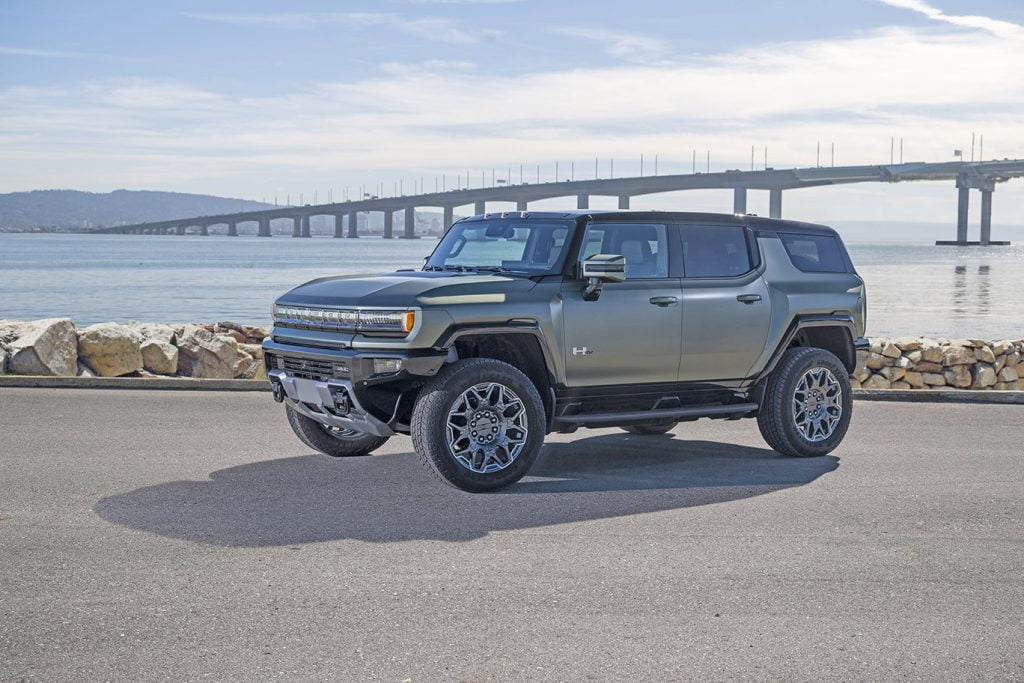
[676,222,760,280]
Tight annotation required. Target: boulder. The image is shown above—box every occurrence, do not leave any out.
[971,363,997,389]
[921,372,946,386]
[891,380,911,390]
[893,337,924,351]
[863,374,891,389]
[894,356,912,369]
[175,325,237,378]
[1005,352,1021,367]
[942,346,976,366]
[974,346,996,364]
[231,351,262,379]
[905,350,923,364]
[77,362,96,378]
[869,339,883,355]
[141,340,178,375]
[881,342,901,359]
[852,365,871,382]
[7,318,78,376]
[992,340,1011,356]
[879,366,906,382]
[994,356,1006,374]
[903,371,925,388]
[77,323,144,377]
[128,322,177,344]
[998,365,1019,383]
[865,352,889,370]
[913,361,943,373]
[920,344,944,363]
[0,349,9,375]
[944,365,972,388]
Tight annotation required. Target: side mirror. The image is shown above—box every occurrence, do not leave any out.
[581,254,626,301]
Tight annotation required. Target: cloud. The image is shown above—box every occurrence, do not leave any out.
[2,25,1023,203]
[183,11,487,45]
[0,45,110,60]
[875,0,1024,39]
[554,27,673,63]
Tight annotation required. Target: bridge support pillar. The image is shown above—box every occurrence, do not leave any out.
[769,189,783,219]
[402,207,417,239]
[176,226,185,236]
[474,200,486,215]
[292,217,301,237]
[516,200,528,212]
[577,194,589,210]
[383,210,394,239]
[956,185,970,244]
[227,222,237,237]
[300,215,311,237]
[348,211,359,238]
[443,206,454,230]
[980,189,993,246]
[618,195,630,209]
[333,215,344,238]
[258,218,271,237]
[200,224,209,236]
[733,188,747,214]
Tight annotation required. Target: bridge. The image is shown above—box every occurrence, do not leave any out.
[95,159,1024,245]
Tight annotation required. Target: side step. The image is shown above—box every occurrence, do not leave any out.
[553,402,758,428]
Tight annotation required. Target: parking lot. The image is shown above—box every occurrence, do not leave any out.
[2,388,1022,680]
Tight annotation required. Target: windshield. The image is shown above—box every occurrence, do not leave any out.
[425,219,574,275]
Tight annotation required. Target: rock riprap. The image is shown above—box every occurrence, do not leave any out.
[0,319,1021,389]
[853,337,1024,391]
[0,318,269,380]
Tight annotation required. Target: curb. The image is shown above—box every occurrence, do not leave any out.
[853,388,1024,405]
[0,376,270,391]
[3,376,1023,404]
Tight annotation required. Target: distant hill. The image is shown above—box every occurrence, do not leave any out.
[0,189,274,231]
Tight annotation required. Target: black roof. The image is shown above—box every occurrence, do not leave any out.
[460,209,839,236]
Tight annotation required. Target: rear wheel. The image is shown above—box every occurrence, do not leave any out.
[621,422,677,435]
[411,358,546,492]
[757,347,852,457]
[286,405,389,457]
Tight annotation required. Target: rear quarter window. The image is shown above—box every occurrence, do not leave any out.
[779,233,850,273]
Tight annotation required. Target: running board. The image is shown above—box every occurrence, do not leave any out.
[553,402,759,427]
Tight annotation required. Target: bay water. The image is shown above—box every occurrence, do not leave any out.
[1,233,1022,339]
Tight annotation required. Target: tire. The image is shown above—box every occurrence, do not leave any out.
[757,347,852,457]
[621,422,677,435]
[411,358,546,493]
[286,405,390,457]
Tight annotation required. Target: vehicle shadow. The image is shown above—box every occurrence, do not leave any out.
[94,434,838,546]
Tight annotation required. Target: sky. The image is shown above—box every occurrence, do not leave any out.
[1,0,1023,227]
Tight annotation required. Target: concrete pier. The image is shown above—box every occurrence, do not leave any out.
[733,188,747,214]
[769,189,783,219]
[347,211,359,238]
[258,218,271,237]
[577,194,589,210]
[383,210,394,239]
[980,189,993,246]
[618,195,630,210]
[443,206,454,230]
[474,200,485,215]
[227,222,238,237]
[403,208,416,239]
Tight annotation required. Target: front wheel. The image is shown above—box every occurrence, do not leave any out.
[411,358,546,492]
[286,405,389,457]
[757,347,852,457]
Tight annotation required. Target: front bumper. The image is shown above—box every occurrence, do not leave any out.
[262,338,447,437]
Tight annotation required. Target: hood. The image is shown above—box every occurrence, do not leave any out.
[277,271,538,308]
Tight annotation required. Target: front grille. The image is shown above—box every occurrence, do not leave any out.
[267,353,347,382]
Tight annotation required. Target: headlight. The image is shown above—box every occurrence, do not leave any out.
[272,305,415,335]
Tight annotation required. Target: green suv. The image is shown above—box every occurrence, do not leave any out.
[263,210,867,492]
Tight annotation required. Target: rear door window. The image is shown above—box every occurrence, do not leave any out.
[779,233,849,273]
[679,225,754,278]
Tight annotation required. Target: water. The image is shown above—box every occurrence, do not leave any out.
[2,233,1023,339]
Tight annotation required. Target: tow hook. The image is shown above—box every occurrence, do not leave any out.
[271,381,285,403]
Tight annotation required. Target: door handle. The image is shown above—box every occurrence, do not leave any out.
[736,294,762,304]
[649,296,678,307]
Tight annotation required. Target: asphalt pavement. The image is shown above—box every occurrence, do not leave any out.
[1,388,1022,681]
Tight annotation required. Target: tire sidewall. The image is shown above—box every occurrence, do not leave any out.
[773,348,852,456]
[413,359,546,492]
